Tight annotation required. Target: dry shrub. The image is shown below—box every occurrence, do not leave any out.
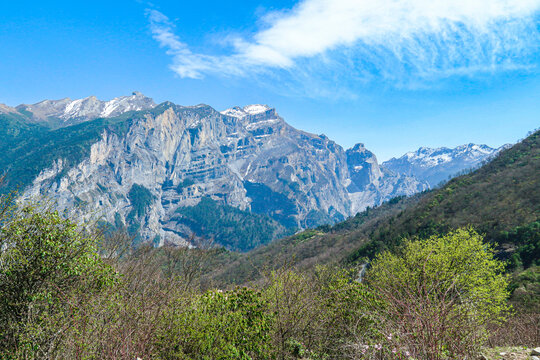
[55,238,213,360]
[488,311,540,347]
[262,266,377,360]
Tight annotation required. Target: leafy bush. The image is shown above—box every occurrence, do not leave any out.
[508,265,540,312]
[156,287,272,360]
[502,221,540,269]
[364,228,510,360]
[0,203,116,358]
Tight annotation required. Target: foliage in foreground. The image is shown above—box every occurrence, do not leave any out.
[0,200,519,359]
[0,203,117,357]
[365,228,510,360]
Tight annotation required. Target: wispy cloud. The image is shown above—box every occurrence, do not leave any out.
[146,0,540,92]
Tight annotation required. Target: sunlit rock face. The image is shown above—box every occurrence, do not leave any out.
[345,143,428,215]
[20,99,428,246]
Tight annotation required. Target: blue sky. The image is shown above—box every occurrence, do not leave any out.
[1,0,539,160]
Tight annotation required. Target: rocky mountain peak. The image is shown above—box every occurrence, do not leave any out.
[0,103,19,114]
[346,143,383,192]
[14,92,156,127]
[349,143,367,152]
[383,143,506,188]
[221,104,275,119]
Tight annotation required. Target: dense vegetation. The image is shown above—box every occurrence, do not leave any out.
[128,184,155,218]
[175,197,294,251]
[1,197,520,359]
[243,181,298,229]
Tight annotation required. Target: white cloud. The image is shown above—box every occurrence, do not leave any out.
[147,0,540,89]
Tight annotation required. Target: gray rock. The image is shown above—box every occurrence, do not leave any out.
[531,347,540,356]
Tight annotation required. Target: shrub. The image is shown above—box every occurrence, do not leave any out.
[0,203,116,358]
[156,287,272,359]
[364,228,510,360]
[263,266,378,359]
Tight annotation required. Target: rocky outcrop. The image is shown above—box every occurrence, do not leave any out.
[346,143,428,214]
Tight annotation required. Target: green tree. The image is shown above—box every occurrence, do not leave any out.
[0,203,116,358]
[365,228,510,360]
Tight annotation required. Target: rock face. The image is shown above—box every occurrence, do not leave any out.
[382,144,509,188]
[19,99,425,247]
[345,143,428,214]
[15,91,156,128]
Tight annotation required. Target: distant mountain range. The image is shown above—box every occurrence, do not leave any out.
[0,93,507,250]
[9,91,156,128]
[382,143,509,188]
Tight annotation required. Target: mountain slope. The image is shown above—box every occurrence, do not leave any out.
[208,130,540,284]
[2,94,514,252]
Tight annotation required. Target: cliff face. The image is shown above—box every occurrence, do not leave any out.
[345,143,428,214]
[18,100,424,247]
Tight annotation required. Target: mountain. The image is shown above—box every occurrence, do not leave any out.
[1,96,429,250]
[13,91,156,128]
[345,143,428,214]
[208,130,539,284]
[383,143,508,188]
[2,93,514,252]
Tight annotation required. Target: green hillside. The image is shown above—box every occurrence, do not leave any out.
[175,197,294,252]
[209,130,540,285]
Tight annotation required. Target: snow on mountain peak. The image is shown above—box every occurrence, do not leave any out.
[383,143,507,188]
[221,104,272,118]
[16,92,156,125]
[243,104,271,114]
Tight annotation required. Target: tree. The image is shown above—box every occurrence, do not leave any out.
[365,228,510,360]
[0,202,116,358]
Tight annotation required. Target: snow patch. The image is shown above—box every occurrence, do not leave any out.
[221,104,272,118]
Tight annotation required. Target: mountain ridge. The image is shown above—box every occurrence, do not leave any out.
[0,93,513,250]
[2,91,156,128]
[205,129,540,285]
[382,143,509,187]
